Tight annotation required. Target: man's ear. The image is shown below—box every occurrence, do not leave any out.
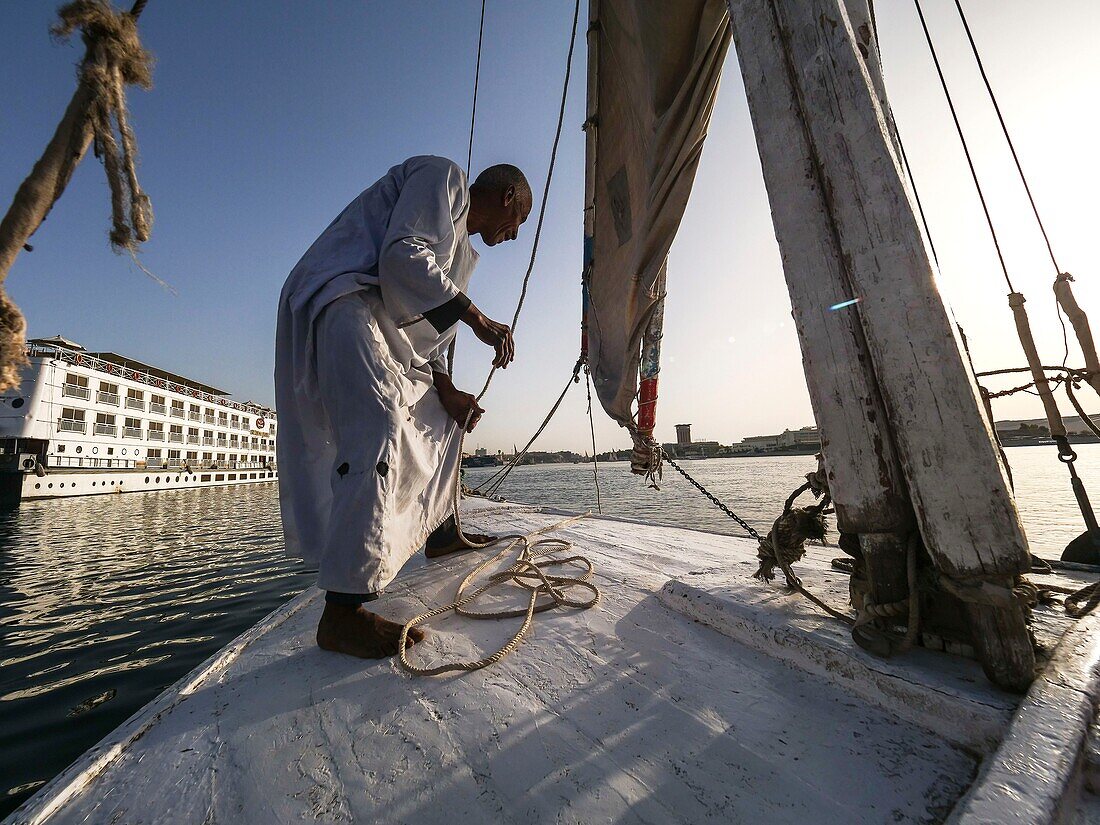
[502,185,515,207]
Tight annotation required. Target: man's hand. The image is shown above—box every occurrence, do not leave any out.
[462,303,515,368]
[434,372,484,431]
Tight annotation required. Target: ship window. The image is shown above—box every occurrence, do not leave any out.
[66,373,88,387]
[75,446,82,454]
[57,444,65,453]
[215,474,224,481]
[107,448,114,455]
[91,447,98,454]
[201,474,211,481]
[145,477,150,483]
[60,408,86,434]
[11,398,23,408]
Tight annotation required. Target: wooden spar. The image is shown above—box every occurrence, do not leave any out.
[1054,274,1100,397]
[726,1,914,617]
[581,0,599,361]
[727,0,1035,689]
[1009,292,1066,438]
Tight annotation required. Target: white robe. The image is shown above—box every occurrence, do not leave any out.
[275,156,479,594]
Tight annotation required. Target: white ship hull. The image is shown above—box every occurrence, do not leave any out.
[13,466,277,501]
[0,338,278,506]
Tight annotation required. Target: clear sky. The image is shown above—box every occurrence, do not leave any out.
[2,1,1098,454]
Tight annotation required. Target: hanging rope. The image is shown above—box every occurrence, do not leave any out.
[54,0,155,254]
[449,0,487,377]
[401,0,585,676]
[0,0,155,392]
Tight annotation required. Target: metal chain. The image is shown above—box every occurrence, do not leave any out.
[664,453,763,542]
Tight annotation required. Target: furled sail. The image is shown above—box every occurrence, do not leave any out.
[583,0,731,475]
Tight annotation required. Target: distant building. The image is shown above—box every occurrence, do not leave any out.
[475,447,488,457]
[995,416,1098,436]
[741,434,779,450]
[778,426,821,448]
[675,424,692,447]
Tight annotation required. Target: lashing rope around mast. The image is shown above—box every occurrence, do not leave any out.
[400,0,590,676]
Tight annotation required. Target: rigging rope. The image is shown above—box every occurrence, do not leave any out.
[585,365,603,514]
[912,0,1013,293]
[401,0,587,675]
[951,0,1060,276]
[465,0,486,176]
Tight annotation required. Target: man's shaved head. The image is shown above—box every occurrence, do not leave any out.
[466,163,533,246]
[471,164,532,210]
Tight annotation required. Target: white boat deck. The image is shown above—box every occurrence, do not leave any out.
[9,499,1097,824]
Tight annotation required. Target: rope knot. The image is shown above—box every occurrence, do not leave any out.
[754,508,828,583]
[54,0,155,255]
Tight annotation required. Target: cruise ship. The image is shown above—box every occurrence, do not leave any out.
[0,336,277,505]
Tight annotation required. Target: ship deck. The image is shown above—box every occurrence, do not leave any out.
[8,499,1098,824]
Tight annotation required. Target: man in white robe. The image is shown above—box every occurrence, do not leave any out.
[275,156,531,658]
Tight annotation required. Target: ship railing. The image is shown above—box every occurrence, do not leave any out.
[150,403,167,415]
[50,456,133,469]
[97,391,120,406]
[203,415,215,424]
[125,397,144,411]
[186,435,199,444]
[168,433,184,443]
[216,439,227,447]
[169,408,185,418]
[26,343,276,418]
[123,427,143,439]
[148,430,165,441]
[58,419,87,433]
[202,437,214,446]
[62,383,90,400]
[94,424,117,436]
[188,411,200,421]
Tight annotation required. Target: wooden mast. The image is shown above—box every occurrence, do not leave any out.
[726,0,1035,689]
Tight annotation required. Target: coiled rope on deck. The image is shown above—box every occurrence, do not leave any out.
[398,514,598,676]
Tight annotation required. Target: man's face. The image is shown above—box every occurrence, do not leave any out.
[480,187,531,246]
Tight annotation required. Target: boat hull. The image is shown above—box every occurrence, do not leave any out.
[1,467,277,505]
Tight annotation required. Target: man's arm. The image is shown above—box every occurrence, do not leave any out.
[433,370,484,432]
[461,302,514,368]
[377,160,466,326]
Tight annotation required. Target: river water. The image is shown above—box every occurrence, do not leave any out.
[1,445,1097,816]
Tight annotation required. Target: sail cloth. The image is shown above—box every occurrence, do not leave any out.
[584,0,731,470]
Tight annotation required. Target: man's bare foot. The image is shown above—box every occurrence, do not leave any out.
[316,603,425,658]
[425,531,495,558]
[425,516,496,558]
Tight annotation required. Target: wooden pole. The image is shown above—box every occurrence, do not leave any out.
[1054,274,1100,397]
[727,0,915,634]
[727,0,1035,689]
